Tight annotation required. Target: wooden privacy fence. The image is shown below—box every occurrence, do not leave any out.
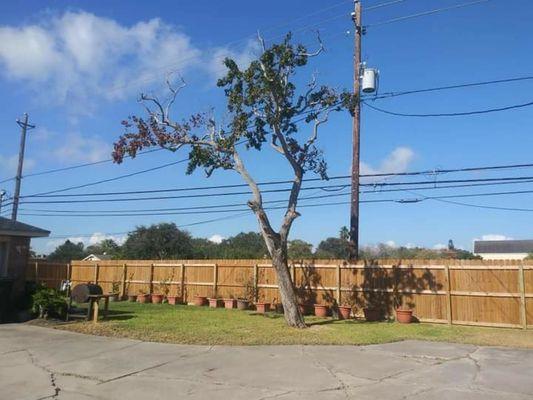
[28,259,533,330]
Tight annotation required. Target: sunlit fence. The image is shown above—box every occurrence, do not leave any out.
[28,258,533,329]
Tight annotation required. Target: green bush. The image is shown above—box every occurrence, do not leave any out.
[31,285,68,319]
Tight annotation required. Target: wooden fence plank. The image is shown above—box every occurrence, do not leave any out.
[519,264,527,329]
[445,264,452,325]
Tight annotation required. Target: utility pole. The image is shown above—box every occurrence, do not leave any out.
[11,113,35,221]
[349,0,362,260]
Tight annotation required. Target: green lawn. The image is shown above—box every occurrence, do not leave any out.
[58,302,533,347]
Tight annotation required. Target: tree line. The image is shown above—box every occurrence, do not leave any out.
[45,223,479,262]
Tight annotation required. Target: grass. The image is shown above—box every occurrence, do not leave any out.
[57,302,533,347]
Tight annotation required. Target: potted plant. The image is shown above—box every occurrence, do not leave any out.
[151,293,164,304]
[363,296,383,322]
[167,287,182,305]
[255,302,270,314]
[338,304,352,320]
[223,298,236,309]
[396,306,413,324]
[314,304,328,318]
[194,295,207,306]
[208,297,220,308]
[237,298,249,310]
[109,281,120,302]
[137,290,150,304]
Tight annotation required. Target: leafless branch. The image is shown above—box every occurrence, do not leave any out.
[298,31,325,57]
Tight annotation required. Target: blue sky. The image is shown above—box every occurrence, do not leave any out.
[1,0,532,254]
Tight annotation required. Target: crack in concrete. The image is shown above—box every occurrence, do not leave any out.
[27,350,61,399]
[301,347,350,398]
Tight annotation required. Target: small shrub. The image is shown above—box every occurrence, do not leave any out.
[31,285,68,319]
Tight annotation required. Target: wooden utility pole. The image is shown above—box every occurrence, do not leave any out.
[11,113,35,221]
[349,1,362,259]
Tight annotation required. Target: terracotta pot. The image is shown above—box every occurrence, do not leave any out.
[151,294,164,304]
[396,309,413,324]
[208,298,220,308]
[363,308,382,322]
[127,294,137,302]
[167,295,181,305]
[298,303,307,315]
[193,295,207,306]
[338,305,352,320]
[314,304,328,318]
[137,294,150,304]
[224,299,236,309]
[237,299,249,310]
[255,303,270,314]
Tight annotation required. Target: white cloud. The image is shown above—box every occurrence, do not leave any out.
[209,234,225,244]
[433,243,447,250]
[361,147,415,182]
[45,231,126,251]
[384,240,397,248]
[53,132,111,163]
[207,39,260,80]
[0,11,202,109]
[478,234,513,241]
[0,154,36,178]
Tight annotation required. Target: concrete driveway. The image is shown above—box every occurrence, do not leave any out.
[1,325,532,399]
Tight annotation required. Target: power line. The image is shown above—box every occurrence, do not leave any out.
[364,75,533,100]
[24,148,164,179]
[20,161,533,199]
[16,176,533,215]
[363,99,533,117]
[18,187,533,217]
[366,0,490,28]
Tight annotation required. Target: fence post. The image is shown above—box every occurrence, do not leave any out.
[213,263,218,298]
[94,263,99,285]
[66,263,71,281]
[253,263,259,303]
[35,261,39,284]
[180,264,186,302]
[518,264,527,330]
[149,263,155,294]
[121,263,127,298]
[336,264,341,305]
[444,264,452,325]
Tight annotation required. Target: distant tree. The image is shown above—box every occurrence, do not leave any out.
[219,232,268,259]
[86,239,122,259]
[121,223,193,260]
[288,239,313,259]
[47,240,86,262]
[112,33,354,328]
[191,238,222,259]
[315,227,351,259]
[339,226,350,241]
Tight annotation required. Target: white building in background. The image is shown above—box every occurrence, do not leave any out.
[473,240,533,260]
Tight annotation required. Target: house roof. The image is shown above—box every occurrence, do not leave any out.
[82,254,112,261]
[0,217,50,238]
[474,240,533,254]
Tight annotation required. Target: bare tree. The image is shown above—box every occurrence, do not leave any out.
[113,33,355,328]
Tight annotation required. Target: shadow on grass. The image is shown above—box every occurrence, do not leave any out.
[70,307,136,321]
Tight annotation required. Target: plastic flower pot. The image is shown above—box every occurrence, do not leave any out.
[151,294,164,304]
[255,302,270,314]
[127,294,137,302]
[237,299,249,310]
[314,304,328,318]
[208,298,220,308]
[274,303,284,314]
[396,308,413,324]
[224,299,236,309]
[338,305,352,320]
[137,294,150,304]
[363,308,382,322]
[167,295,181,305]
[109,294,120,302]
[193,296,207,306]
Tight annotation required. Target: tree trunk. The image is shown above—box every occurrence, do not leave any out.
[272,248,307,329]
